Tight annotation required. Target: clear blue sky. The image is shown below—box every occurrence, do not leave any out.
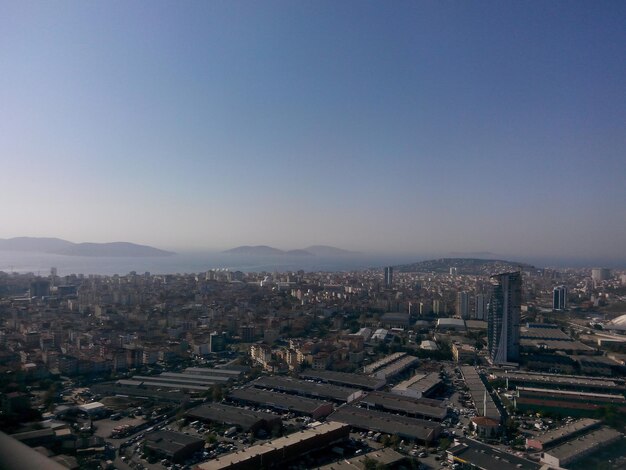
[1,1,625,261]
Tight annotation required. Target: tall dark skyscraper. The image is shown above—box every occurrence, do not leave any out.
[384,266,393,288]
[488,272,521,364]
[30,279,51,298]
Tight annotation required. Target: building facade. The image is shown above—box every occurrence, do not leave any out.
[475,294,487,320]
[456,292,469,319]
[384,267,393,288]
[487,272,521,364]
[552,286,568,311]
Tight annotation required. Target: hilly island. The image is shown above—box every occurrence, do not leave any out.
[0,237,174,257]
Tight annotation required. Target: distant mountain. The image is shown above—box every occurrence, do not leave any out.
[284,249,314,257]
[304,245,359,256]
[223,245,355,256]
[395,257,535,275]
[223,245,286,256]
[0,237,174,257]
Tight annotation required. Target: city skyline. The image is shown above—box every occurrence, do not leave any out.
[1,2,625,261]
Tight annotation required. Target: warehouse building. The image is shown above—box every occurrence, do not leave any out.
[391,372,443,399]
[355,391,448,420]
[501,371,626,394]
[144,430,204,463]
[328,405,441,444]
[363,353,406,375]
[186,403,281,435]
[195,422,350,470]
[447,438,540,470]
[127,371,231,393]
[460,366,502,422]
[229,387,334,420]
[526,418,601,451]
[299,370,385,390]
[369,355,419,381]
[184,367,244,379]
[540,427,622,468]
[515,387,626,416]
[251,376,364,403]
[315,448,406,470]
[77,401,108,418]
[91,382,190,403]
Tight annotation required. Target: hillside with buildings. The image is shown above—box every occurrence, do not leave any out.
[395,258,535,275]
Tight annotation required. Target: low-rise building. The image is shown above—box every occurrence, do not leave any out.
[526,418,601,451]
[447,438,540,470]
[251,376,364,403]
[229,388,334,420]
[299,370,385,391]
[355,391,448,421]
[540,427,622,468]
[328,405,441,444]
[452,343,476,363]
[195,422,350,470]
[391,372,442,399]
[186,403,282,435]
[144,430,204,463]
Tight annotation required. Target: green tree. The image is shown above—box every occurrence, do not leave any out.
[363,457,383,470]
[438,437,451,451]
[212,384,223,402]
[43,383,58,410]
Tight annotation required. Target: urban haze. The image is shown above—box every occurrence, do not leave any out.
[1,2,626,470]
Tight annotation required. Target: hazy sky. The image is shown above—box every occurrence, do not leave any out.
[1,1,625,260]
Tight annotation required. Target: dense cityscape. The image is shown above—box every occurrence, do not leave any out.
[1,259,626,469]
[3,2,625,469]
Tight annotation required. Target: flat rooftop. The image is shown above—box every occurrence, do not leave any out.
[328,405,440,442]
[158,372,231,382]
[299,370,385,390]
[186,403,280,430]
[501,371,624,390]
[315,447,405,469]
[229,387,332,415]
[449,438,540,470]
[196,422,349,470]
[460,366,501,421]
[363,352,406,374]
[520,327,572,341]
[356,391,448,420]
[392,372,442,395]
[184,367,243,377]
[544,427,623,463]
[520,339,595,352]
[533,418,601,447]
[517,387,626,401]
[145,430,203,455]
[371,355,419,378]
[251,376,360,402]
[129,380,208,392]
[92,382,189,402]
